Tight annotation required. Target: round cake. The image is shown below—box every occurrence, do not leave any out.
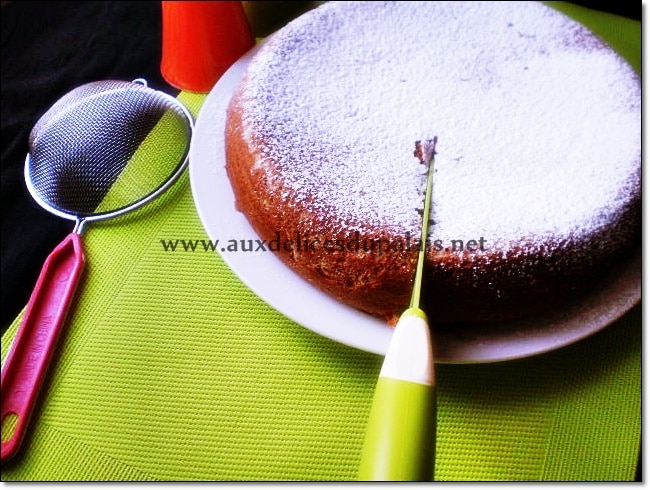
[225,1,641,325]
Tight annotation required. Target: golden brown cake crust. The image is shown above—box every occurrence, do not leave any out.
[226,92,417,324]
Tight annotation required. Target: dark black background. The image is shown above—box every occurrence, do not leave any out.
[0,1,641,480]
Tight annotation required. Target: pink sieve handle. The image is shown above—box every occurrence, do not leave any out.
[1,232,84,461]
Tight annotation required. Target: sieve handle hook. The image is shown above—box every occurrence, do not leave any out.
[1,232,85,461]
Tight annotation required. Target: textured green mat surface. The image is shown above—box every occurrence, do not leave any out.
[1,4,641,481]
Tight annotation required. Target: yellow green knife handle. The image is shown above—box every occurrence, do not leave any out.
[358,308,436,481]
[358,377,436,481]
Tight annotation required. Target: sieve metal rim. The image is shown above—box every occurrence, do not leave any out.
[23,79,194,231]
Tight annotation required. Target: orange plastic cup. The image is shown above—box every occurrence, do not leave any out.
[160,1,255,93]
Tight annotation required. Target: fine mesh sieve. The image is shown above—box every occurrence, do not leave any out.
[1,79,194,461]
[26,78,193,229]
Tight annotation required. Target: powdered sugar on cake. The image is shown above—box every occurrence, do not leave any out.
[233,1,640,251]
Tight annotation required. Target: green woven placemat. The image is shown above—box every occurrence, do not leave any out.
[1,4,640,481]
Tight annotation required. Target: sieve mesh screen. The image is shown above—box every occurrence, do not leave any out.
[26,80,192,218]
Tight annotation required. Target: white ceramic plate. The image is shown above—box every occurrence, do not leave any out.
[189,44,641,363]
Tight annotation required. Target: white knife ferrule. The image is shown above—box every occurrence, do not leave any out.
[379,308,434,386]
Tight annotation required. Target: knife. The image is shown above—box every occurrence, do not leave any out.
[358,137,437,481]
